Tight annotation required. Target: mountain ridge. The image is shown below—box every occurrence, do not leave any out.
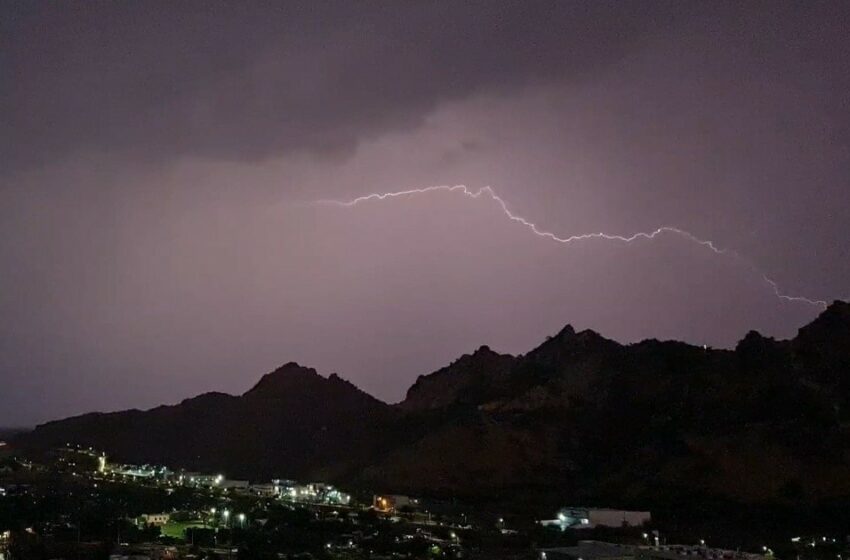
[12,301,850,514]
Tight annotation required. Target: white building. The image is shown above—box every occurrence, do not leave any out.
[139,513,170,526]
[219,479,249,490]
[540,508,651,530]
[249,483,278,497]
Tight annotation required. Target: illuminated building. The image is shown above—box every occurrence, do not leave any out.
[540,508,651,531]
[248,483,278,497]
[373,494,419,512]
[273,480,350,504]
[139,512,171,526]
[0,533,8,560]
[219,478,249,490]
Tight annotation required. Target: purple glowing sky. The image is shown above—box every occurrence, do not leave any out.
[1,2,848,425]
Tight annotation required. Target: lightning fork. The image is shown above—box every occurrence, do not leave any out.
[316,185,829,308]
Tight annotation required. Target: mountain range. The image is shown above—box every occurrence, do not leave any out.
[13,301,850,518]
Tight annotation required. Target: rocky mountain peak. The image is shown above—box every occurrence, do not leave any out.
[243,362,325,397]
[797,300,850,342]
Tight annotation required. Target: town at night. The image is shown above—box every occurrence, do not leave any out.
[2,2,849,559]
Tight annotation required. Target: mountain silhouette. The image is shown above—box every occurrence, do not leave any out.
[13,301,850,517]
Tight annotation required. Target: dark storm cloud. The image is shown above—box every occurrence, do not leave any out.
[1,1,688,169]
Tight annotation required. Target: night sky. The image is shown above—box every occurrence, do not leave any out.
[2,2,848,426]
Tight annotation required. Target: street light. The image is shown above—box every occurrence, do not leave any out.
[238,513,246,528]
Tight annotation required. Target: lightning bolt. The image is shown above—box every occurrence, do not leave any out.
[316,185,829,308]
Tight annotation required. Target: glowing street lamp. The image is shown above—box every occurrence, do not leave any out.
[238,513,246,527]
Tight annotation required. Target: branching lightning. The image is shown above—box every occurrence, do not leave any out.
[316,185,829,308]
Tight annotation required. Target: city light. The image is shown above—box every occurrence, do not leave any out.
[7,440,806,560]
